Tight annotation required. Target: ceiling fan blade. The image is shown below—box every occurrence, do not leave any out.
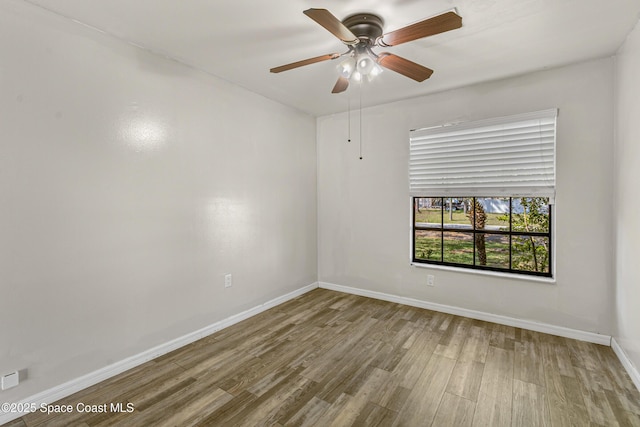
[378,11,462,47]
[270,53,341,73]
[377,53,434,82]
[332,76,349,94]
[303,8,359,45]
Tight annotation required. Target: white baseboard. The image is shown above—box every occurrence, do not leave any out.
[0,282,318,426]
[319,282,612,346]
[611,337,640,392]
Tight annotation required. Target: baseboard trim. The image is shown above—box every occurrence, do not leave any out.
[0,282,319,426]
[319,282,611,346]
[611,337,640,392]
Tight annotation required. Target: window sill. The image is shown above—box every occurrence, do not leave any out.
[410,262,556,284]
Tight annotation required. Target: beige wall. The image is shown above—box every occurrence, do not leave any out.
[614,18,640,378]
[0,0,317,401]
[318,58,615,335]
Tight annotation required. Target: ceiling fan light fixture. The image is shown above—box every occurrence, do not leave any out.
[338,57,356,78]
[369,62,383,77]
[337,47,382,85]
[354,45,377,76]
[356,55,375,75]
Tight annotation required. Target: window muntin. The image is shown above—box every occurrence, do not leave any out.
[413,197,552,277]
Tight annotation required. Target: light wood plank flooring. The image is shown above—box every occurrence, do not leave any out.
[5,289,640,426]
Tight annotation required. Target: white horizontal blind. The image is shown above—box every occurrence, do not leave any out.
[409,109,557,201]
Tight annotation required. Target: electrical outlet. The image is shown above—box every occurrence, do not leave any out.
[1,371,19,390]
[224,274,232,288]
[427,274,435,287]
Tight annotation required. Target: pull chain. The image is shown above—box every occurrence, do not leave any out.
[347,95,351,143]
[359,78,363,160]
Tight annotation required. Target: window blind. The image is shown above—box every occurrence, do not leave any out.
[409,109,557,202]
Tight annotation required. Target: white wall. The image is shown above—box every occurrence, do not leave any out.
[318,58,614,335]
[614,18,640,378]
[0,0,316,402]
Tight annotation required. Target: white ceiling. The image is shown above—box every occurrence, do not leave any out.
[23,0,640,117]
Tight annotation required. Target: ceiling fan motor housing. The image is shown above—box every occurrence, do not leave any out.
[342,13,384,44]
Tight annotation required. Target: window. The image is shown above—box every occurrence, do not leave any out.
[410,110,556,277]
[413,197,552,276]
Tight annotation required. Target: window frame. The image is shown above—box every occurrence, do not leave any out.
[412,197,553,278]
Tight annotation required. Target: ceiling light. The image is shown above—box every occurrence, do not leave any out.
[338,57,356,78]
[337,45,383,87]
[356,55,375,76]
[369,62,383,78]
[354,45,377,76]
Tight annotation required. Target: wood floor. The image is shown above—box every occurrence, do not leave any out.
[6,289,640,427]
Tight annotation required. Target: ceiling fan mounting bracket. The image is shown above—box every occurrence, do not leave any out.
[342,13,384,44]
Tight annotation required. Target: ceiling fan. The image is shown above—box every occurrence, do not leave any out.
[270,8,462,93]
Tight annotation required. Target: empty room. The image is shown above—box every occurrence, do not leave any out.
[1,0,640,426]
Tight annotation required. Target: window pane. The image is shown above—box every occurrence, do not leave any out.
[415,198,442,228]
[477,197,510,231]
[443,197,473,230]
[443,232,474,265]
[512,236,550,273]
[512,197,550,233]
[477,233,510,269]
[415,230,441,261]
[412,195,552,277]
